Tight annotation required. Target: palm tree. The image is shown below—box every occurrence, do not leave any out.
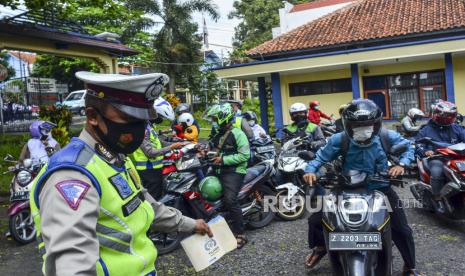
[150,0,219,93]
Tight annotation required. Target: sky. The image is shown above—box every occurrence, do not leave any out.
[0,0,240,58]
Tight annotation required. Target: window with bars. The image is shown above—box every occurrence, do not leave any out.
[363,70,446,119]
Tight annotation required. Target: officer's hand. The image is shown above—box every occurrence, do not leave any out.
[170,142,183,150]
[389,165,405,177]
[303,173,317,186]
[425,150,435,157]
[195,219,213,237]
[212,156,222,165]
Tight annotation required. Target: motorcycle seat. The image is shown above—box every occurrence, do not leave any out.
[238,162,272,200]
[243,163,268,184]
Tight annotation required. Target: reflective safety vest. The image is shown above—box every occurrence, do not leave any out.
[132,124,163,171]
[286,122,318,134]
[30,138,157,276]
[232,116,242,129]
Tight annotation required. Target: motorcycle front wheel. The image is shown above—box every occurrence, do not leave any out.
[275,189,306,221]
[246,185,276,229]
[9,209,36,245]
[149,231,184,255]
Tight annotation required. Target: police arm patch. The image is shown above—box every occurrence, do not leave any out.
[55,180,91,210]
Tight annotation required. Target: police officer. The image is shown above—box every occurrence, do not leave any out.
[131,120,184,200]
[30,72,212,275]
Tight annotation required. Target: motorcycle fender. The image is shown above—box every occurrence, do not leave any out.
[7,200,30,216]
[275,183,303,200]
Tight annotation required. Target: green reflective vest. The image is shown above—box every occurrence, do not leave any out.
[30,138,157,276]
[132,124,163,171]
[232,116,242,129]
[286,122,318,134]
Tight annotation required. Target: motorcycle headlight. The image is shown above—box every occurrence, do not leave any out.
[17,170,32,187]
[339,197,369,226]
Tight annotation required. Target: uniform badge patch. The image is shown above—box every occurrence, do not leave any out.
[55,181,90,210]
[109,174,134,199]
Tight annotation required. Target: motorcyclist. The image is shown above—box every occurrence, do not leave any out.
[303,99,421,276]
[19,121,61,166]
[242,111,268,140]
[171,103,201,135]
[401,108,425,136]
[209,103,254,141]
[131,104,184,200]
[415,100,465,213]
[207,103,250,249]
[227,99,243,117]
[334,103,349,133]
[285,102,326,151]
[307,100,332,125]
[178,113,199,143]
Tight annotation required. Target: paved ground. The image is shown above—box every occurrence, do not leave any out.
[1,182,464,275]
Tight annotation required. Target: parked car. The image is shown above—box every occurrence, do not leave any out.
[62,90,86,116]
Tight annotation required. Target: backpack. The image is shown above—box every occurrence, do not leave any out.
[340,128,391,162]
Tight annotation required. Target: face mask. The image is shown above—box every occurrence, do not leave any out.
[314,105,320,111]
[248,120,256,127]
[352,126,374,142]
[94,113,146,154]
[150,117,163,125]
[293,114,307,124]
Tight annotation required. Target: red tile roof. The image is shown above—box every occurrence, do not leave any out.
[290,0,355,13]
[248,0,465,58]
[9,51,37,64]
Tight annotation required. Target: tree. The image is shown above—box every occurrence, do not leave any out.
[151,0,219,93]
[229,0,309,58]
[0,51,16,82]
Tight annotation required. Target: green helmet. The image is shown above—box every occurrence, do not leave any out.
[208,103,234,126]
[199,176,223,201]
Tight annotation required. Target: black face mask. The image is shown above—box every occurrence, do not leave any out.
[94,112,146,154]
[293,114,307,124]
[150,117,163,125]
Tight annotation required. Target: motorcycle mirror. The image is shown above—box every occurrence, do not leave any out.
[389,144,408,156]
[298,151,315,161]
[4,154,14,162]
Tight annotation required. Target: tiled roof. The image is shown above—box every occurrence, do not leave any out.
[290,0,355,13]
[248,0,465,58]
[9,51,37,64]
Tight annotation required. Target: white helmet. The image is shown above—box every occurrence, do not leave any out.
[289,102,307,115]
[407,108,425,119]
[154,97,175,121]
[178,113,194,126]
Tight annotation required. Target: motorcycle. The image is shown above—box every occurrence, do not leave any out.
[411,137,465,219]
[250,137,276,166]
[321,120,337,138]
[4,154,43,244]
[318,144,407,276]
[151,145,276,255]
[273,135,315,221]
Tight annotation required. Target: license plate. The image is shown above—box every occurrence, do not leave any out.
[329,232,382,251]
[10,191,29,201]
[256,145,275,153]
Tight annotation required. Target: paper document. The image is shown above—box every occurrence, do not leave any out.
[181,216,236,272]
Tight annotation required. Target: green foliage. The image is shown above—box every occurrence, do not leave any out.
[152,0,219,93]
[229,0,309,57]
[39,105,73,146]
[0,133,28,194]
[0,51,16,81]
[32,55,99,91]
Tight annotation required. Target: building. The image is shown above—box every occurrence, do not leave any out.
[272,0,355,37]
[213,0,465,133]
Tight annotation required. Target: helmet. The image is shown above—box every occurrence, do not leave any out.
[242,111,257,121]
[342,99,382,145]
[30,121,55,139]
[407,108,425,120]
[208,103,234,126]
[431,100,457,126]
[154,97,175,121]
[178,113,194,126]
[310,100,320,109]
[289,102,307,122]
[339,104,349,116]
[199,176,223,201]
[227,100,243,108]
[175,103,190,115]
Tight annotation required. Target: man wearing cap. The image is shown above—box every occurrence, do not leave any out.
[30,71,212,276]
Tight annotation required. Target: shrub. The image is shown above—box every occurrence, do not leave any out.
[39,105,73,146]
[164,94,181,110]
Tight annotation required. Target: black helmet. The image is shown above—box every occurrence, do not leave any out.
[342,99,382,145]
[243,111,257,121]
